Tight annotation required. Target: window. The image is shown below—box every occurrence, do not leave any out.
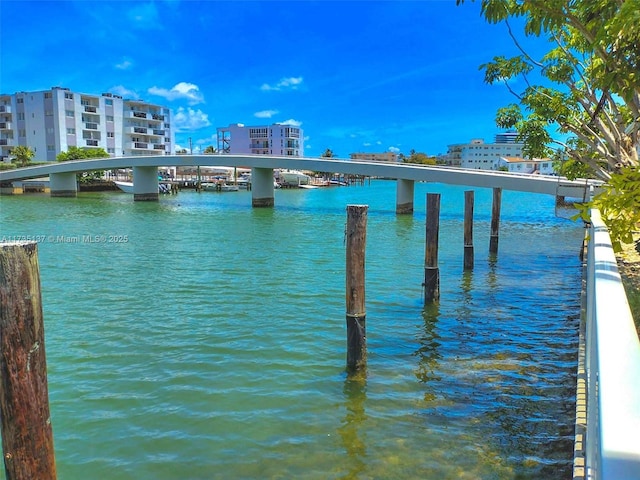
[44,92,52,99]
[18,129,26,137]
[17,112,25,120]
[66,128,76,135]
[47,127,54,134]
[65,110,74,117]
[47,145,55,151]
[107,132,114,138]
[107,147,115,154]
[17,98,24,104]
[106,115,114,122]
[65,93,73,100]
[105,99,113,106]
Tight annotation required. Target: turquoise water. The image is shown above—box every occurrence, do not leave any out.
[0,181,582,479]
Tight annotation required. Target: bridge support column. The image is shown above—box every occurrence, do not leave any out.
[133,166,159,201]
[251,167,274,207]
[396,179,414,214]
[50,172,77,197]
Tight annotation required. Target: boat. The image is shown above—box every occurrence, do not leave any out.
[114,181,134,193]
[114,181,174,194]
[202,182,239,192]
[278,170,311,186]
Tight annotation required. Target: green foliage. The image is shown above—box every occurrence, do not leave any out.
[10,145,35,167]
[321,148,335,158]
[203,145,217,154]
[57,147,109,183]
[459,0,640,179]
[403,149,437,165]
[575,167,640,251]
[57,146,109,161]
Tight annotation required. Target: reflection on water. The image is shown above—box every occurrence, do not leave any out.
[338,374,367,480]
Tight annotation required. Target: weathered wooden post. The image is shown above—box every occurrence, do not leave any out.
[489,187,502,255]
[0,242,57,480]
[424,193,441,303]
[463,190,474,271]
[345,205,368,372]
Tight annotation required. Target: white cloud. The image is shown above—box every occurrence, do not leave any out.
[110,85,139,99]
[363,142,371,146]
[148,82,204,105]
[173,107,211,132]
[260,76,303,92]
[279,118,302,127]
[127,3,161,30]
[388,146,401,153]
[115,58,133,70]
[254,109,279,118]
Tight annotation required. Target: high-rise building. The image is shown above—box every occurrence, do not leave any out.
[0,87,175,162]
[216,123,304,157]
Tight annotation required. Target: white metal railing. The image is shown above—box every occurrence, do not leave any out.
[584,208,640,479]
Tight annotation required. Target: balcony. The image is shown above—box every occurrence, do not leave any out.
[86,139,99,147]
[132,111,147,119]
[151,114,164,121]
[133,127,148,134]
[84,122,98,130]
[153,144,165,150]
[151,129,165,136]
[250,142,269,149]
[0,139,13,146]
[0,106,11,113]
[134,142,148,149]
[84,105,98,113]
[0,122,11,130]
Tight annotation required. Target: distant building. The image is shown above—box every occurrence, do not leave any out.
[497,156,555,175]
[0,87,174,162]
[442,132,524,170]
[349,152,399,163]
[216,123,304,157]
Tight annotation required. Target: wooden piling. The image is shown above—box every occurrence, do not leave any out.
[489,187,502,255]
[345,205,368,372]
[463,190,474,271]
[424,193,440,303]
[0,242,57,480]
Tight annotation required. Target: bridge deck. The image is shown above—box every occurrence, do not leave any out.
[0,154,601,198]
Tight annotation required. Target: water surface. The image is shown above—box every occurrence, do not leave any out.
[0,181,582,479]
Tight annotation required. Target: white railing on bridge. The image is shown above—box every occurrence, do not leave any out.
[584,208,640,479]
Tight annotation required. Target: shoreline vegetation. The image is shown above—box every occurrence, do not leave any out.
[617,234,640,337]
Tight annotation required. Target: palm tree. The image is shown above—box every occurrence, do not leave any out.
[204,145,217,154]
[10,145,35,167]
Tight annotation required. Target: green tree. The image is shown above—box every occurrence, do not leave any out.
[458,0,639,180]
[321,148,335,158]
[10,145,35,167]
[57,146,109,161]
[459,0,640,249]
[203,145,217,154]
[404,149,437,165]
[57,147,109,183]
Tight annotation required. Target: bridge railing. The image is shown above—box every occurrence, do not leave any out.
[584,208,640,479]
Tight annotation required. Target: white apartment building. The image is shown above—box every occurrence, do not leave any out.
[349,152,399,162]
[0,87,174,162]
[497,156,556,175]
[216,123,304,157]
[442,132,524,170]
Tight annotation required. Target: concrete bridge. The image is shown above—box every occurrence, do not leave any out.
[0,154,601,210]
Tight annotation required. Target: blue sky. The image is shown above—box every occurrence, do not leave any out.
[0,0,548,157]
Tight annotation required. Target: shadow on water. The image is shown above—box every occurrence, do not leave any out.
[338,371,368,480]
